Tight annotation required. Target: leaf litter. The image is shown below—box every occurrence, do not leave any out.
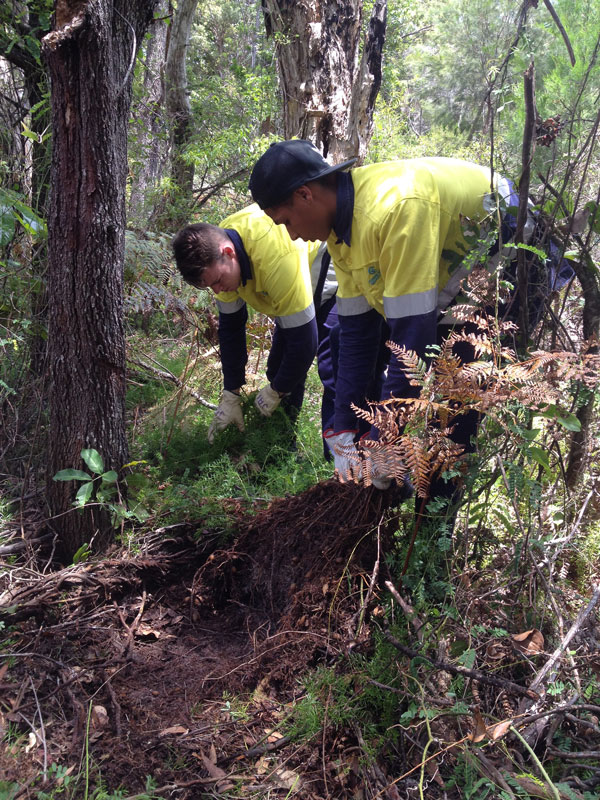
[1,479,599,799]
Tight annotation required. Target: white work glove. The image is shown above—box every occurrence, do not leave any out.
[361,435,393,490]
[323,430,362,483]
[207,390,244,443]
[364,451,393,490]
[255,384,283,417]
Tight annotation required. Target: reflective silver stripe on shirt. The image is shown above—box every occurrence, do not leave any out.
[216,297,246,314]
[275,302,316,329]
[384,287,438,319]
[336,295,372,316]
[438,267,470,313]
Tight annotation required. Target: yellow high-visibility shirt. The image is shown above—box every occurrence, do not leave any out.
[216,204,314,329]
[328,158,496,321]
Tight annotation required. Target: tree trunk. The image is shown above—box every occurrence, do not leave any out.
[564,250,600,491]
[42,0,157,562]
[164,0,199,226]
[128,0,170,228]
[261,0,387,161]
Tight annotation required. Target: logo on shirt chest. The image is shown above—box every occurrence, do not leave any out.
[367,265,381,285]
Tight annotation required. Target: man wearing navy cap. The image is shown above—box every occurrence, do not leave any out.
[249,140,513,496]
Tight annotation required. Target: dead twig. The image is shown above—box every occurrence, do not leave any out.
[382,629,539,699]
[29,675,48,781]
[528,584,600,693]
[351,516,383,640]
[102,669,122,737]
[114,589,147,660]
[385,579,425,642]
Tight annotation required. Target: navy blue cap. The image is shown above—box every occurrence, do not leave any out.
[249,139,356,209]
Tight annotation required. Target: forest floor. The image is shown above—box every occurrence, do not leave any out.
[1,480,600,800]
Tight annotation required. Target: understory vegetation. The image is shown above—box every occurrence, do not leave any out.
[1,0,600,798]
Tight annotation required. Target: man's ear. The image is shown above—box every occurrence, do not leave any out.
[221,242,236,258]
[293,184,314,204]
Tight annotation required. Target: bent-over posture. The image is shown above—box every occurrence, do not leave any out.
[172,204,317,442]
[249,140,513,497]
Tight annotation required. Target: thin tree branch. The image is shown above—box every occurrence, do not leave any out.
[541,0,576,66]
[382,629,539,699]
[516,61,536,343]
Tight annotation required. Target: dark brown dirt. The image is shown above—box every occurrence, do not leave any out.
[0,480,411,799]
[4,479,599,799]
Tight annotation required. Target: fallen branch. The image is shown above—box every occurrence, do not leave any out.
[0,534,54,556]
[382,630,539,699]
[127,357,217,409]
[547,746,600,760]
[529,584,600,693]
[385,579,425,642]
[221,733,292,766]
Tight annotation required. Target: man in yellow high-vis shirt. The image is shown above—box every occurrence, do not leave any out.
[172,203,337,442]
[249,140,513,496]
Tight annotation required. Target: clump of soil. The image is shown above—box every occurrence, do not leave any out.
[3,479,599,799]
[0,480,410,798]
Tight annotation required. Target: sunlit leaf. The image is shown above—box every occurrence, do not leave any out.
[81,448,104,474]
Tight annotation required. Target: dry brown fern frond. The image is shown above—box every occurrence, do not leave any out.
[386,343,428,386]
[465,264,510,305]
[361,441,411,488]
[352,399,409,444]
[446,303,483,325]
[459,332,500,359]
[396,436,432,497]
[359,428,465,498]
[426,429,465,483]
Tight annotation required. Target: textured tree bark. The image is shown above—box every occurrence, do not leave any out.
[261,0,387,161]
[164,0,199,226]
[42,0,157,561]
[128,0,170,227]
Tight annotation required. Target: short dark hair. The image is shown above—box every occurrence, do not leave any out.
[171,223,227,284]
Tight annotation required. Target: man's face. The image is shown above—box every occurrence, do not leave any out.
[194,250,241,294]
[266,185,334,242]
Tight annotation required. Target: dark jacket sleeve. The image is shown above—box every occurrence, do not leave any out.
[381,309,438,401]
[334,308,383,431]
[218,305,248,391]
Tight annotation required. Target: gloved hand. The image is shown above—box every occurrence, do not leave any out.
[255,384,282,417]
[358,433,393,490]
[362,444,414,495]
[207,390,244,443]
[323,430,362,483]
[364,450,393,490]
